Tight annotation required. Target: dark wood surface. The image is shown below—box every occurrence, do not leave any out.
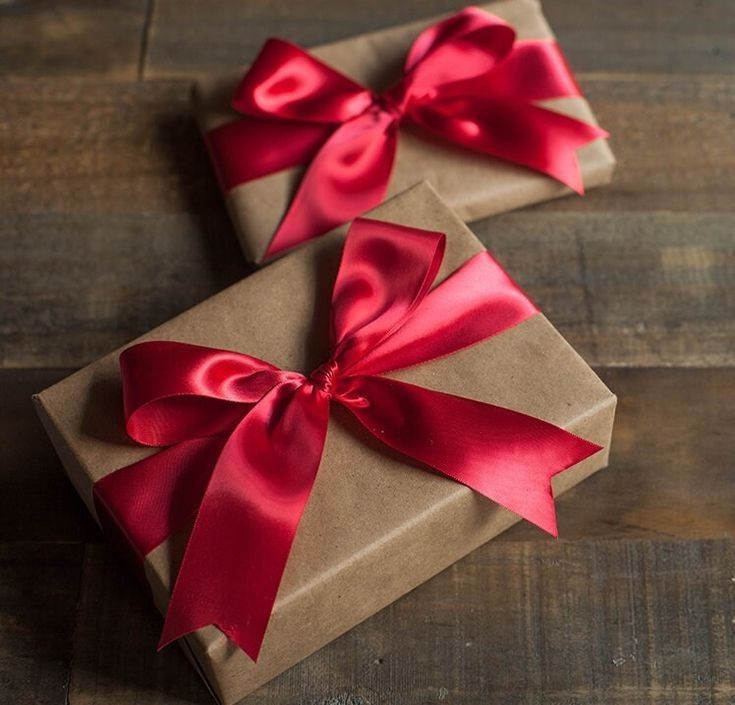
[0,1,733,704]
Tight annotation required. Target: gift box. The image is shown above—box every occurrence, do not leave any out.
[193,0,615,264]
[34,182,616,704]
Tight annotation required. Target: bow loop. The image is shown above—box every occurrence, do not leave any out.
[402,9,516,103]
[482,39,582,102]
[329,218,444,372]
[349,250,539,378]
[404,6,514,73]
[120,341,292,446]
[233,38,373,123]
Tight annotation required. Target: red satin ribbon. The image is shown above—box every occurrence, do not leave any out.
[205,6,607,259]
[93,218,602,661]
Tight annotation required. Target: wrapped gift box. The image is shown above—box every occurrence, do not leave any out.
[193,0,615,264]
[34,182,615,704]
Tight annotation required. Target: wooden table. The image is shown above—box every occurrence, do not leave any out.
[1,2,733,703]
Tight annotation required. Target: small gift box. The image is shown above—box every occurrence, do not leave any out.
[193,0,615,264]
[34,183,615,704]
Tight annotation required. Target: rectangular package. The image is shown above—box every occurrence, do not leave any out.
[193,0,615,264]
[34,183,616,704]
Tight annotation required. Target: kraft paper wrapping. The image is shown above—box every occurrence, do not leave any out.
[34,183,616,704]
[193,0,616,264]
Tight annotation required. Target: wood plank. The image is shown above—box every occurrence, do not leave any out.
[1,209,730,368]
[0,211,249,368]
[144,0,463,78]
[144,0,735,78]
[546,75,735,214]
[0,80,220,216]
[0,0,149,80]
[477,211,735,367]
[68,538,735,704]
[68,543,210,705]
[0,370,96,542]
[1,76,732,219]
[0,542,83,705]
[1,72,732,368]
[543,0,735,75]
[503,367,735,541]
[7,367,734,542]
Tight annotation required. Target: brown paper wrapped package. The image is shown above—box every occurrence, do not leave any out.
[34,183,616,704]
[193,0,616,264]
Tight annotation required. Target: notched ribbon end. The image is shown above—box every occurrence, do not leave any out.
[156,630,175,653]
[570,124,610,195]
[527,435,605,537]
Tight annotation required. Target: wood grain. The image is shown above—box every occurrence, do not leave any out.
[0,211,248,367]
[0,1,733,704]
[542,0,735,75]
[503,367,735,541]
[0,542,83,705]
[0,0,149,80]
[546,75,735,215]
[144,0,735,78]
[2,209,730,367]
[0,80,220,216]
[144,0,464,78]
[1,78,732,219]
[68,544,209,705]
[478,211,735,367]
[0,370,96,542]
[66,538,735,705]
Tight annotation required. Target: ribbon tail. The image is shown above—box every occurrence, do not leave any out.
[511,105,608,194]
[342,376,603,536]
[410,99,607,195]
[264,111,398,259]
[159,380,330,661]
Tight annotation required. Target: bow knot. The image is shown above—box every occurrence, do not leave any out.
[309,359,340,396]
[376,80,417,121]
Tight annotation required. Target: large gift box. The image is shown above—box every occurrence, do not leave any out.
[34,183,616,704]
[193,0,615,264]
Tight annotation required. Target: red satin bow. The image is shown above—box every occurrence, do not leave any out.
[93,218,602,661]
[206,6,607,258]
